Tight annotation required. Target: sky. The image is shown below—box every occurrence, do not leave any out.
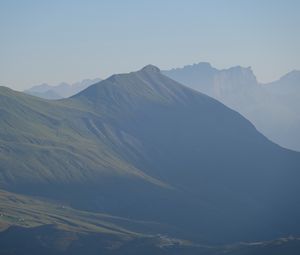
[0,0,299,90]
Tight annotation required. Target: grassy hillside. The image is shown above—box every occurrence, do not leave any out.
[0,86,164,189]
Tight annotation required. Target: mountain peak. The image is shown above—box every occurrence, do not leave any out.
[224,65,254,74]
[73,63,197,107]
[140,64,161,73]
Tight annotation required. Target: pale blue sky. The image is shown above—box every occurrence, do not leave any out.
[0,0,299,90]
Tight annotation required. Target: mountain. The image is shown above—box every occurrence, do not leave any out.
[1,65,300,254]
[24,78,102,99]
[163,63,300,151]
[163,63,258,95]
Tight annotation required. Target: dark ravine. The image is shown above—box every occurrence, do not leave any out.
[0,65,300,253]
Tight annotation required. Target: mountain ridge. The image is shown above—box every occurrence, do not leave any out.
[24,78,102,99]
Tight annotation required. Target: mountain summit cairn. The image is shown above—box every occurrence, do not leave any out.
[140,64,161,73]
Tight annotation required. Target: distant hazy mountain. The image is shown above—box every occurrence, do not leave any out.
[24,78,102,99]
[163,63,300,151]
[1,65,300,254]
[266,70,300,94]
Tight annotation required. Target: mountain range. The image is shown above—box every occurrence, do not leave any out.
[24,78,102,99]
[24,63,300,152]
[1,65,300,254]
[163,63,300,151]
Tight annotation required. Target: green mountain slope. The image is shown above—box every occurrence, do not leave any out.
[0,65,300,251]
